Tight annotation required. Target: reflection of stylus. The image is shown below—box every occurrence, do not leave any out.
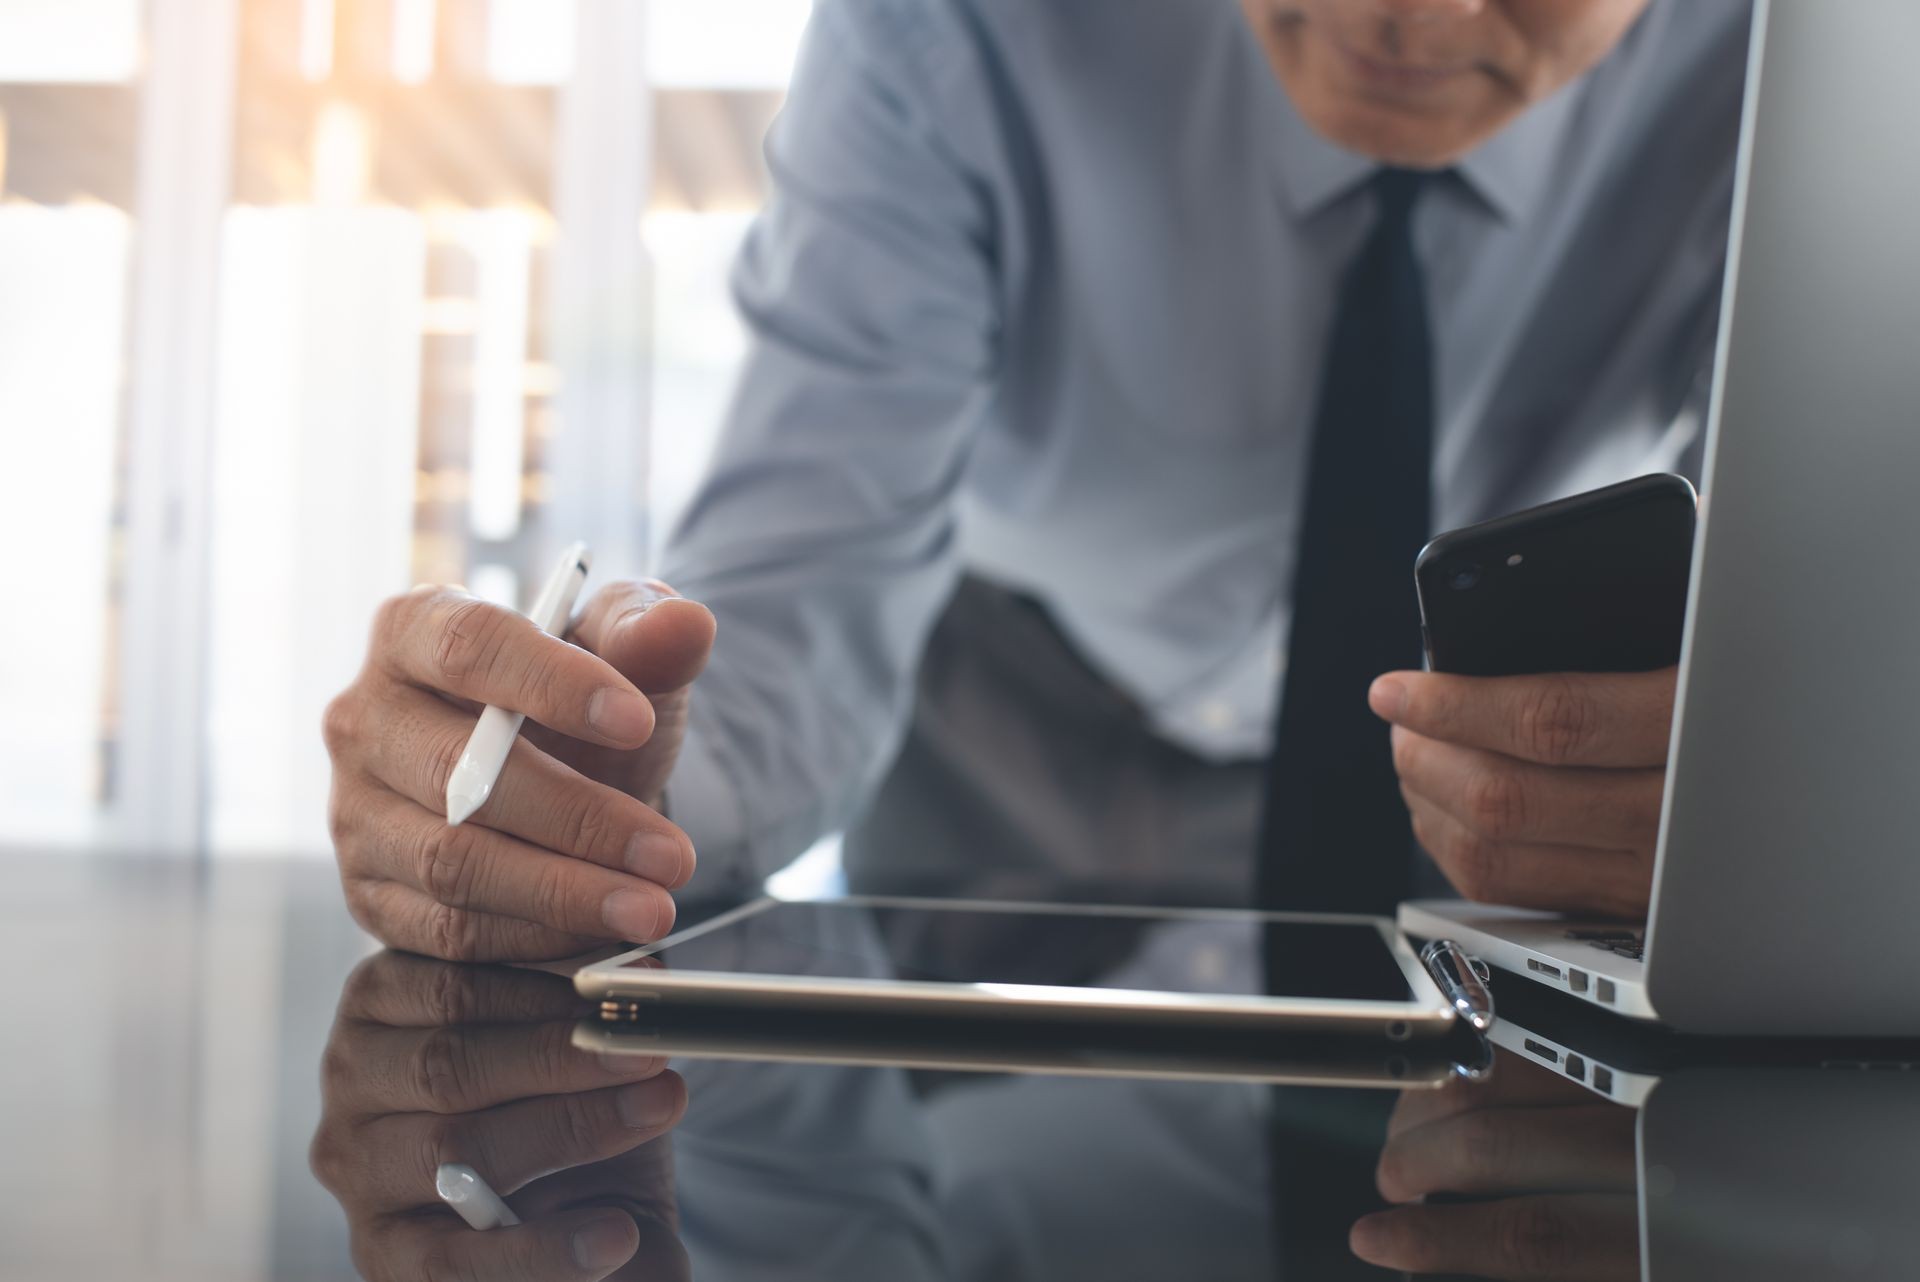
[436,1163,521,1230]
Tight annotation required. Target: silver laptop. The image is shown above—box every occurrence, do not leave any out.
[1401,0,1920,1037]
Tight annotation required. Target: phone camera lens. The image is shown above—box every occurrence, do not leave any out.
[1449,565,1483,591]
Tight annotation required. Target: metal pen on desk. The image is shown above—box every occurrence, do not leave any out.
[445,543,592,826]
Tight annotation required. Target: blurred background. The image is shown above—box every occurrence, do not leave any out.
[0,0,811,859]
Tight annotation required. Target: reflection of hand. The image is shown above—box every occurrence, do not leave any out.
[1349,1051,1638,1281]
[322,580,714,961]
[311,951,690,1281]
[1371,667,1675,919]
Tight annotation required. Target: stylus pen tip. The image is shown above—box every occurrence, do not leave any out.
[446,791,483,827]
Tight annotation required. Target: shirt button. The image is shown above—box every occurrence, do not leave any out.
[1199,701,1235,732]
[1191,944,1228,987]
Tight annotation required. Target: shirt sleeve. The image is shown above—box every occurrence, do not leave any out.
[659,0,1011,895]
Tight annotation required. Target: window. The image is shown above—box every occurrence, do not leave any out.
[0,0,811,855]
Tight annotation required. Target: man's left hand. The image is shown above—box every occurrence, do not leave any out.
[1369,666,1678,920]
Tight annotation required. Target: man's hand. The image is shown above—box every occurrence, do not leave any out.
[311,952,691,1282]
[324,579,716,961]
[1370,666,1678,919]
[1349,1052,1639,1280]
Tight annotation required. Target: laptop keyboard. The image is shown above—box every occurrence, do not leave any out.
[1565,927,1646,963]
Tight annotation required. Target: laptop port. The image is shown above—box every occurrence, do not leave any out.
[1569,968,1590,994]
[1597,978,1617,1005]
[1527,959,1564,980]
[1592,1065,1614,1096]
[1565,1054,1586,1082]
[1522,1038,1560,1065]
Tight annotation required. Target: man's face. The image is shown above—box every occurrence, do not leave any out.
[1241,0,1655,168]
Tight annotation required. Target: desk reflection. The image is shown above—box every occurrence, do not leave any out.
[310,922,1920,1282]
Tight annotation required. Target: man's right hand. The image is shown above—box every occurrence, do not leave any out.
[323,579,716,961]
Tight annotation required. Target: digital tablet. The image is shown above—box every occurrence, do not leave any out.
[573,895,1463,1044]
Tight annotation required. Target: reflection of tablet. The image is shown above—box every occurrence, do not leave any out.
[573,1009,1473,1089]
[573,896,1460,1043]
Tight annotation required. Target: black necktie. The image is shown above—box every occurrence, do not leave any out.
[1257,168,1435,917]
[1259,169,1438,1280]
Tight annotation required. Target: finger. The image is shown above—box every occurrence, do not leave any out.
[1376,1103,1636,1203]
[373,587,657,749]
[360,685,693,889]
[338,951,583,1029]
[327,1018,669,1118]
[1350,1194,1641,1281]
[358,1208,640,1282]
[346,1074,687,1211]
[343,877,607,964]
[566,581,716,697]
[1370,667,1677,768]
[1388,1051,1593,1138]
[1406,795,1653,918]
[352,789,677,944]
[512,1139,679,1228]
[1392,727,1665,850]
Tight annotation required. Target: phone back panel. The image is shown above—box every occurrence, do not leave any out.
[1647,0,1920,1035]
[1416,475,1697,677]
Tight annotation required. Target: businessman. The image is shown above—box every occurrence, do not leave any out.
[323,0,1752,961]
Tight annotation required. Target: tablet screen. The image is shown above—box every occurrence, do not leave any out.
[622,901,1417,1004]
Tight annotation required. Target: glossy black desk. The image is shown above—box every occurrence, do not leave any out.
[3,850,1915,1281]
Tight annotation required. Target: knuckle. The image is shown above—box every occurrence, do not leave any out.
[423,724,470,813]
[527,860,580,931]
[414,1113,462,1189]
[533,1023,585,1085]
[519,647,572,713]
[1462,765,1527,838]
[1498,1200,1579,1275]
[1456,1111,1516,1187]
[370,591,414,650]
[415,1240,462,1282]
[554,1089,612,1160]
[423,956,484,1029]
[308,1124,347,1189]
[1521,677,1596,765]
[426,901,485,963]
[321,691,362,757]
[411,1026,478,1114]
[432,597,505,684]
[558,790,621,858]
[417,825,477,908]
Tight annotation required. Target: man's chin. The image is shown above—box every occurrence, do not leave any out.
[1289,93,1510,170]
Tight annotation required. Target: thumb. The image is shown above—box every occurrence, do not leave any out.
[567,581,716,697]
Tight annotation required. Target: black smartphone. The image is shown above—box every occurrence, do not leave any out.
[1415,474,1698,677]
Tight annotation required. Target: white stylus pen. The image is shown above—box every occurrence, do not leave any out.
[445,542,592,826]
[436,1163,522,1230]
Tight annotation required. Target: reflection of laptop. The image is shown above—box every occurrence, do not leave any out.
[1463,982,1920,1279]
[1469,966,1916,1109]
[1403,0,1920,1036]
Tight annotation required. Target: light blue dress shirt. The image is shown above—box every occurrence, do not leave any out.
[662,0,1754,890]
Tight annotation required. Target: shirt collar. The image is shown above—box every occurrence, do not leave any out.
[1267,58,1586,226]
